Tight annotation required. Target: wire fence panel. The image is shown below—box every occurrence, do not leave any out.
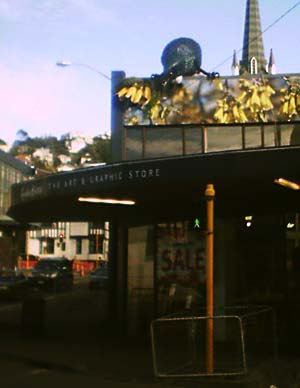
[240,306,278,368]
[151,306,277,378]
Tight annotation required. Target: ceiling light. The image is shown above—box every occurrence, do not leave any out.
[274,178,300,190]
[287,223,295,229]
[78,197,135,205]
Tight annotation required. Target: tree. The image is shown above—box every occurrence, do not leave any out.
[10,135,69,160]
[10,129,30,154]
[71,135,111,165]
[88,135,111,163]
[16,129,28,142]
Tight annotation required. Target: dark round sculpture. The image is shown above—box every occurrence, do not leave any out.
[161,37,202,76]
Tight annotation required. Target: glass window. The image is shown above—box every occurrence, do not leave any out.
[250,57,258,74]
[207,126,242,152]
[43,238,54,254]
[145,127,182,158]
[185,127,203,154]
[244,126,262,148]
[156,221,206,315]
[96,235,104,254]
[89,221,104,229]
[89,236,96,254]
[127,225,154,333]
[88,235,103,254]
[126,128,143,160]
[283,123,297,146]
[263,125,276,147]
[76,238,82,254]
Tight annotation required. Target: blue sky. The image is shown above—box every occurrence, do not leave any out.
[0,0,299,145]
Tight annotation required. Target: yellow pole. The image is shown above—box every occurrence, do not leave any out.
[205,184,215,374]
[26,230,29,269]
[96,233,99,269]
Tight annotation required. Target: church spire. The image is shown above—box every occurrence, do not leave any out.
[268,48,276,74]
[240,0,267,74]
[231,50,240,75]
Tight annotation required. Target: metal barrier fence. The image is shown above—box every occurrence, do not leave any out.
[151,306,277,378]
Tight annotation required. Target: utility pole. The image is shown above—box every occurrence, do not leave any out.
[205,184,215,374]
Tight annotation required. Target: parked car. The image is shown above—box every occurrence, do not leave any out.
[0,269,30,300]
[89,264,109,290]
[30,257,73,291]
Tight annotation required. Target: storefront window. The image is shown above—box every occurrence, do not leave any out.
[127,225,155,333]
[156,221,206,315]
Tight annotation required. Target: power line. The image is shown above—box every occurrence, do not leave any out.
[211,1,300,72]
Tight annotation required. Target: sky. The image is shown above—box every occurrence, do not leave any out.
[0,0,299,145]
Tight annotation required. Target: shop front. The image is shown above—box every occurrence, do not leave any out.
[8,37,300,344]
[8,144,300,343]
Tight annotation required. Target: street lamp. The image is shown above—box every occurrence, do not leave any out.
[56,60,111,81]
[274,178,300,190]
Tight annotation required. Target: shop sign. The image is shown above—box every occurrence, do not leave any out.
[17,167,161,202]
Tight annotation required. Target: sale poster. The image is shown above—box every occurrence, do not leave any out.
[156,221,206,312]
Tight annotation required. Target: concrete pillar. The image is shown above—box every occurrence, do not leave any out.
[111,71,126,162]
[127,225,154,335]
[108,221,128,334]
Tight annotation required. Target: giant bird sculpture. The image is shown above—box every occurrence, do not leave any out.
[116,37,220,124]
[154,37,219,87]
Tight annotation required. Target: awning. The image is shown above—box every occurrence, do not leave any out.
[8,147,300,223]
[0,214,19,226]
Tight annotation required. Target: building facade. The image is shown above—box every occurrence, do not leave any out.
[25,221,109,270]
[0,149,33,267]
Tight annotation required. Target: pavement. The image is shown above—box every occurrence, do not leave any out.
[0,281,300,387]
[1,335,300,388]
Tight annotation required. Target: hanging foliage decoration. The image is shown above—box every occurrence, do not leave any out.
[278,79,300,120]
[116,78,196,125]
[116,74,300,126]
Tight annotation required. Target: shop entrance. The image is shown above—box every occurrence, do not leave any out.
[127,220,206,334]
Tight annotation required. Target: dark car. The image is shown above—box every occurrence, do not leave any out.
[0,269,30,300]
[30,257,73,291]
[89,264,109,290]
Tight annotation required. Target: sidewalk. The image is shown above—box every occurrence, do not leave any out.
[1,287,300,387]
[0,328,181,388]
[0,324,154,380]
[1,324,300,388]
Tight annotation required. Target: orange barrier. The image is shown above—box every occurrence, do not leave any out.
[18,259,38,269]
[18,259,99,272]
[73,260,97,272]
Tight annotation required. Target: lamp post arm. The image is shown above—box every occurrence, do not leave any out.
[71,63,111,80]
